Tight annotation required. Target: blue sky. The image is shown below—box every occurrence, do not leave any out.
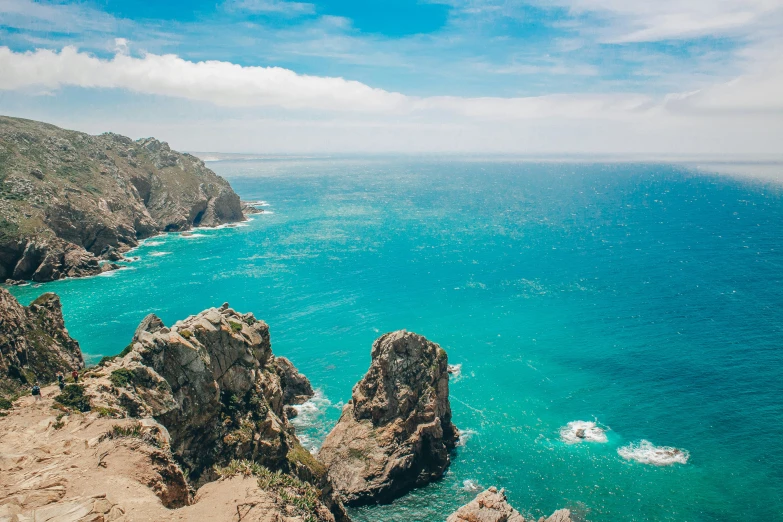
[0,0,781,153]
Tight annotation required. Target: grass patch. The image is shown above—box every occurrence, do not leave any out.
[228,321,243,333]
[109,368,135,388]
[288,442,327,479]
[179,329,192,339]
[101,421,161,447]
[0,397,13,410]
[54,384,91,412]
[96,406,122,418]
[213,459,323,522]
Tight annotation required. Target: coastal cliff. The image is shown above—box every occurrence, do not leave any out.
[0,294,349,522]
[0,287,83,396]
[318,330,458,506]
[0,116,248,283]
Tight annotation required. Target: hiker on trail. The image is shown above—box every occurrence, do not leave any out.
[58,379,65,391]
[32,383,41,402]
[57,372,64,384]
[71,370,79,383]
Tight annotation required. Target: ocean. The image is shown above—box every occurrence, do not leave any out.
[9,158,783,521]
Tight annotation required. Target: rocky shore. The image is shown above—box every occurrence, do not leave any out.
[1,292,573,521]
[0,116,248,283]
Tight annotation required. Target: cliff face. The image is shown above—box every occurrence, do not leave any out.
[0,288,83,394]
[318,330,458,506]
[79,303,349,521]
[447,487,573,522]
[0,300,349,522]
[0,116,245,282]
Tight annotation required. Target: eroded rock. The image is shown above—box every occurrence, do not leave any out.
[318,330,458,505]
[447,487,573,522]
[0,288,84,392]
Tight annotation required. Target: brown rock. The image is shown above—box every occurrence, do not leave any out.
[447,487,573,522]
[0,288,84,392]
[318,330,458,506]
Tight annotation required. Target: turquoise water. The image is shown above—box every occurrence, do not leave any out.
[8,159,783,521]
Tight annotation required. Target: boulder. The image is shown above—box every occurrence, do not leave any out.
[318,330,458,505]
[447,487,573,522]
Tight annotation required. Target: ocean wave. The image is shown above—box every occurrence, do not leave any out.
[448,363,462,381]
[149,251,172,257]
[462,479,481,492]
[246,200,271,207]
[290,390,333,453]
[457,428,476,447]
[617,440,689,466]
[181,233,206,239]
[144,240,163,247]
[560,421,608,444]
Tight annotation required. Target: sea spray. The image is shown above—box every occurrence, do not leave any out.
[559,421,608,444]
[618,440,690,466]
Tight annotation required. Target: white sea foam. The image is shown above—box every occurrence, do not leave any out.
[290,390,333,453]
[457,428,476,447]
[144,240,163,247]
[617,440,690,466]
[462,479,481,492]
[560,421,608,444]
[181,233,206,239]
[149,251,172,257]
[448,363,462,381]
[246,200,271,207]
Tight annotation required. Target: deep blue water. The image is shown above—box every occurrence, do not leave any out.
[9,159,783,521]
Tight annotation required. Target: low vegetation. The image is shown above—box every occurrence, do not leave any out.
[53,384,91,412]
[214,459,324,522]
[109,368,135,388]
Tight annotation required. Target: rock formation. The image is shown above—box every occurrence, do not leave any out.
[0,116,247,282]
[0,288,83,394]
[0,299,350,521]
[447,487,573,522]
[318,330,458,506]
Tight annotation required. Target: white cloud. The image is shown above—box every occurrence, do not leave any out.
[0,46,407,112]
[2,45,780,120]
[224,0,316,15]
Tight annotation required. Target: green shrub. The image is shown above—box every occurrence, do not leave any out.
[54,384,91,412]
[0,397,12,410]
[109,368,135,388]
[179,329,192,339]
[228,321,243,333]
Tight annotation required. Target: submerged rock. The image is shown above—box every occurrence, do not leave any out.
[0,288,84,392]
[447,487,573,522]
[318,330,458,506]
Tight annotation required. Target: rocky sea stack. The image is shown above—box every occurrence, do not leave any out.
[0,116,247,283]
[318,330,458,506]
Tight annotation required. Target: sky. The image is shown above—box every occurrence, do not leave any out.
[0,0,782,154]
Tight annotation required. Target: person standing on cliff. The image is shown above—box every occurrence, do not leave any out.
[31,383,41,402]
[71,370,79,383]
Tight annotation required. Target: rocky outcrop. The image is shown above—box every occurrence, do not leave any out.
[277,356,315,405]
[448,487,573,522]
[318,330,458,506]
[78,303,346,520]
[0,116,247,282]
[0,288,83,393]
